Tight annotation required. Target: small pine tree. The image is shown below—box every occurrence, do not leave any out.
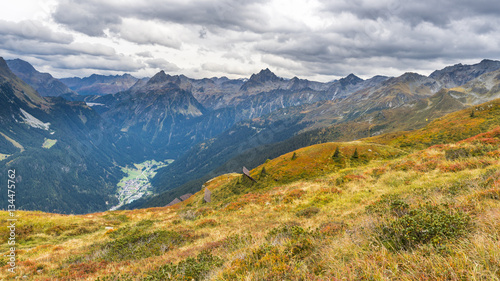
[352,148,359,159]
[260,167,267,177]
[470,110,475,118]
[333,146,341,159]
[291,152,297,160]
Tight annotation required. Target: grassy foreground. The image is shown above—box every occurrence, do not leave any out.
[1,100,500,280]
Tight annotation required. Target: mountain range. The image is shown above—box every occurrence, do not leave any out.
[60,73,141,96]
[1,57,500,213]
[1,80,499,279]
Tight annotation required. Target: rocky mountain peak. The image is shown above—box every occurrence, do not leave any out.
[429,59,500,88]
[248,68,282,83]
[147,70,181,86]
[148,70,168,83]
[339,73,363,86]
[0,57,12,77]
[398,72,427,81]
[5,58,36,75]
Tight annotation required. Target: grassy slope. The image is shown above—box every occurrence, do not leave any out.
[0,132,25,152]
[1,100,500,280]
[41,139,57,149]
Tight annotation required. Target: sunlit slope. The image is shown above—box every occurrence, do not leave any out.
[0,100,499,280]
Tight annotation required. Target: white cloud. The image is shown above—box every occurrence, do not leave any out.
[110,18,182,49]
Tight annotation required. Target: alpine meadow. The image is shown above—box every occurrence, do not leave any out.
[1,0,500,280]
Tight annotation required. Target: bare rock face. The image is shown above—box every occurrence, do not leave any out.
[180,193,193,201]
[429,59,500,88]
[166,198,182,207]
[204,188,212,203]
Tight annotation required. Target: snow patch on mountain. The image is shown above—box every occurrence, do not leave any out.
[20,108,50,130]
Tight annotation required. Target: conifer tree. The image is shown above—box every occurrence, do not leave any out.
[352,148,359,159]
[291,152,297,160]
[333,146,341,159]
[260,167,267,177]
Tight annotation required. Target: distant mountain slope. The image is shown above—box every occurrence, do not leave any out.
[444,69,500,105]
[92,71,238,160]
[429,59,500,88]
[140,64,500,208]
[0,58,48,109]
[0,57,131,214]
[60,73,140,95]
[6,59,77,97]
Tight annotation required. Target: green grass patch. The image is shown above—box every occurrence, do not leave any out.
[145,250,223,281]
[77,230,188,263]
[42,138,57,149]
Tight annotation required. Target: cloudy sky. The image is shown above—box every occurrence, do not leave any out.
[1,0,500,81]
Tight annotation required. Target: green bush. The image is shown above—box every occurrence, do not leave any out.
[266,224,309,241]
[444,147,470,160]
[366,194,404,215]
[378,205,472,251]
[285,237,314,259]
[389,199,409,217]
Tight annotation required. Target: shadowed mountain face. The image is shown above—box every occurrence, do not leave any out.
[6,59,77,97]
[0,57,133,214]
[88,71,236,160]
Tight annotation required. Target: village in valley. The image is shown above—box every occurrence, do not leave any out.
[110,159,173,211]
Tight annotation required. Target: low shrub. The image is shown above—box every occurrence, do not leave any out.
[378,204,472,251]
[266,224,309,242]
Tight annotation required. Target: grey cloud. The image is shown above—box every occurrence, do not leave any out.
[322,0,500,27]
[53,0,122,36]
[0,20,73,43]
[199,27,207,39]
[136,51,153,58]
[50,55,144,72]
[145,58,180,71]
[254,5,500,77]
[15,0,500,80]
[0,36,116,57]
[52,0,272,36]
